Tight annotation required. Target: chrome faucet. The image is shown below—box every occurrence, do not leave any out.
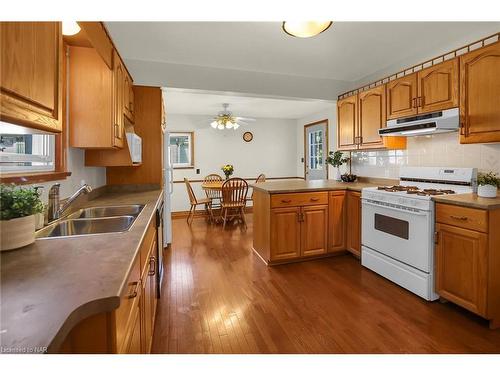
[48,183,92,222]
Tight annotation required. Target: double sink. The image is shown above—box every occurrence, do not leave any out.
[36,204,145,239]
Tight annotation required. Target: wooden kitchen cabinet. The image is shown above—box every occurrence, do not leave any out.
[124,72,135,122]
[270,207,302,261]
[386,73,418,120]
[328,191,346,253]
[0,22,63,133]
[112,50,125,149]
[337,95,358,150]
[435,203,500,329]
[459,42,500,144]
[417,58,459,114]
[346,191,361,257]
[301,205,329,257]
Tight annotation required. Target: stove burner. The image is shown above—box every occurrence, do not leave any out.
[377,185,456,196]
[406,188,456,196]
[377,185,420,192]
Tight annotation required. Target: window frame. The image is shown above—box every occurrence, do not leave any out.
[169,131,195,169]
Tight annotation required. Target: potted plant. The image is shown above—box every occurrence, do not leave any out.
[221,164,234,180]
[477,171,500,198]
[0,184,44,251]
[326,151,350,181]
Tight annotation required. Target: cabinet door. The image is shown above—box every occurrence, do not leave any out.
[0,22,62,132]
[460,42,500,144]
[112,51,124,148]
[358,86,386,149]
[417,58,459,114]
[142,239,157,354]
[435,223,488,316]
[386,73,418,120]
[301,205,328,257]
[270,207,301,261]
[337,95,358,150]
[328,191,346,253]
[124,302,142,354]
[346,191,361,257]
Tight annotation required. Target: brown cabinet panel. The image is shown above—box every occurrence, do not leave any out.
[417,58,459,114]
[328,191,346,253]
[270,207,301,261]
[358,86,386,149]
[301,205,328,257]
[435,223,488,315]
[460,42,500,144]
[112,50,125,148]
[436,203,488,233]
[337,95,358,150]
[123,303,142,354]
[270,191,328,208]
[0,22,63,132]
[386,73,418,120]
[346,191,361,257]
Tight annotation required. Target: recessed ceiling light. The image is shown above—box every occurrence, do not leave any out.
[282,21,333,38]
[62,21,81,36]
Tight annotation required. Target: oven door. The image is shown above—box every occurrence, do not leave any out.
[361,199,432,272]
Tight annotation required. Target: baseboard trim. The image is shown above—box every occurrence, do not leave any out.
[172,206,253,219]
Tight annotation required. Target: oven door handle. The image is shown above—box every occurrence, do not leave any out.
[362,200,429,216]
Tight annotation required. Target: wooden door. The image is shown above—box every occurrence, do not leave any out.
[328,191,346,253]
[301,205,328,257]
[124,300,142,354]
[435,223,488,316]
[0,22,63,132]
[346,191,361,257]
[386,73,418,120]
[270,207,301,261]
[417,58,459,114]
[112,51,124,148]
[337,95,358,150]
[460,42,500,144]
[358,86,386,149]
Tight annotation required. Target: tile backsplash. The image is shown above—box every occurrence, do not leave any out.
[348,132,500,179]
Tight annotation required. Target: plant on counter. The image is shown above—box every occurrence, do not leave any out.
[0,184,44,251]
[477,171,500,198]
[326,151,352,181]
[221,164,234,180]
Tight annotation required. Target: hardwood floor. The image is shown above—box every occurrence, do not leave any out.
[151,215,500,354]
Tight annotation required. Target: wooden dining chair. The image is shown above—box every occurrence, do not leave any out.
[184,178,213,225]
[203,173,223,207]
[247,173,266,203]
[221,178,249,230]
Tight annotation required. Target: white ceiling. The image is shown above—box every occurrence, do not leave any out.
[163,89,334,119]
[106,22,500,82]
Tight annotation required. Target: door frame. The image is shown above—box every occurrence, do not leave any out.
[303,119,329,180]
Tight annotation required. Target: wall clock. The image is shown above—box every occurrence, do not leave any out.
[243,132,253,142]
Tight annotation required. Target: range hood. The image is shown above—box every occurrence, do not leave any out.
[380,108,459,137]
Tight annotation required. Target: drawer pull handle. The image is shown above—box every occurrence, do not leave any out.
[127,281,139,299]
[310,197,320,201]
[281,199,292,203]
[450,215,468,221]
[148,256,156,276]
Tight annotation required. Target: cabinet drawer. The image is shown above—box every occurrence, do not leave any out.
[436,203,488,233]
[115,255,141,351]
[271,192,328,208]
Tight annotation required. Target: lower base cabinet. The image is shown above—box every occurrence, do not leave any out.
[329,191,346,253]
[346,191,361,257]
[59,220,159,353]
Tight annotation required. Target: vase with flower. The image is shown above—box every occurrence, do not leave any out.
[221,164,234,180]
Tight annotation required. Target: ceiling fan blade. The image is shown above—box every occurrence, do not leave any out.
[235,117,256,122]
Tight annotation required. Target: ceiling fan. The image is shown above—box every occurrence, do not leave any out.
[209,103,256,130]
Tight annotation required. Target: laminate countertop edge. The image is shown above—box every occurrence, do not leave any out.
[251,180,382,194]
[0,188,163,354]
[432,193,500,210]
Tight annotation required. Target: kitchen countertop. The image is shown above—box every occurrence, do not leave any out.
[251,179,390,194]
[0,188,163,354]
[432,193,500,210]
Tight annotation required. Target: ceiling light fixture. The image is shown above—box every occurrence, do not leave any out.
[209,103,255,130]
[282,21,332,38]
[62,21,81,36]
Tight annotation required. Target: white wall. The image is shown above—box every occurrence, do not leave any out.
[295,105,338,178]
[168,114,298,212]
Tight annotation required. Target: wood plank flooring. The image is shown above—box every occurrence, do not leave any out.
[151,215,500,353]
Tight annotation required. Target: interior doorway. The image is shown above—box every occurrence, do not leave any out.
[304,120,328,180]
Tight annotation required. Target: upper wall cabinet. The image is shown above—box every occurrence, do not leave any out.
[337,95,357,151]
[460,42,500,144]
[112,50,125,149]
[417,58,459,114]
[358,86,386,149]
[386,73,418,120]
[0,22,63,133]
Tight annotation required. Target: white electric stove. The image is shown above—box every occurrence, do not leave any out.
[361,167,477,301]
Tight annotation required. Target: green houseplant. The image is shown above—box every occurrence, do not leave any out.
[221,164,234,180]
[326,151,350,181]
[0,184,44,251]
[477,171,500,198]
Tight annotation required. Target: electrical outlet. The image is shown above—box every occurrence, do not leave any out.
[196,168,200,174]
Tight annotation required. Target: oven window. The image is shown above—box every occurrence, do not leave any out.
[374,213,409,240]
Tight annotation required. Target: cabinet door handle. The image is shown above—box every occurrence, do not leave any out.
[412,98,417,108]
[450,215,468,221]
[127,281,139,299]
[310,197,320,202]
[419,96,424,107]
[281,199,292,203]
[148,256,156,276]
[460,120,465,136]
[434,231,439,245]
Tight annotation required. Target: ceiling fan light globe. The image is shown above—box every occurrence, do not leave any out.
[210,121,218,129]
[217,124,225,130]
[233,123,240,129]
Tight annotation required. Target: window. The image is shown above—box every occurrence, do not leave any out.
[169,132,194,169]
[308,129,324,170]
[0,122,55,173]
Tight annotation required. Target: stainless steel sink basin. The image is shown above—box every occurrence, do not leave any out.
[36,216,136,239]
[67,204,145,219]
